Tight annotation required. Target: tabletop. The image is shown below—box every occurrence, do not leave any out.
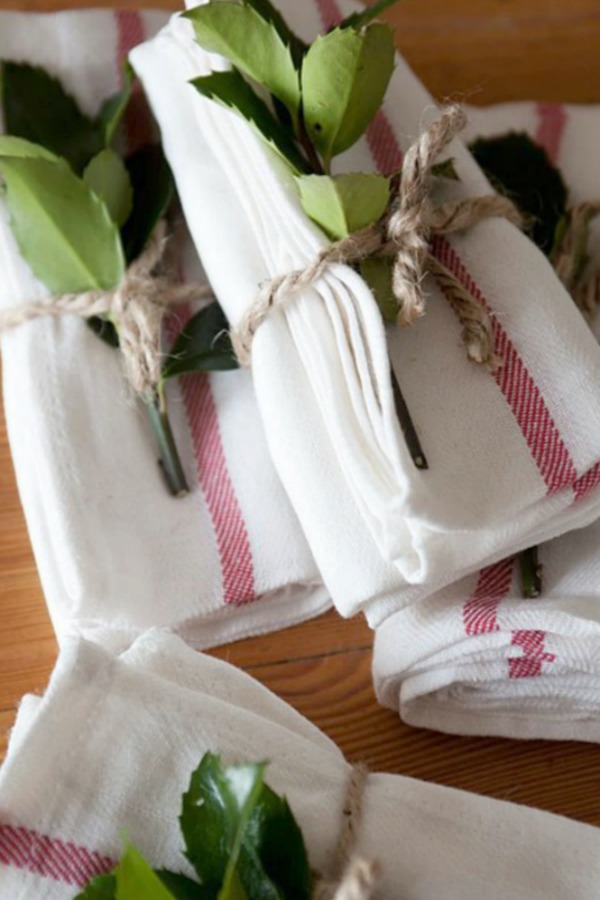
[1,0,600,829]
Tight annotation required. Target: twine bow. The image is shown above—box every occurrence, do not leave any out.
[232,105,523,370]
[0,220,213,401]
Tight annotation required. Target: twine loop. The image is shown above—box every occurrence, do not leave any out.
[232,105,523,369]
[0,219,213,401]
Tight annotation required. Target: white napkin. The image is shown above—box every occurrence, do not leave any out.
[2,630,600,899]
[0,9,329,651]
[132,0,600,630]
[373,101,600,742]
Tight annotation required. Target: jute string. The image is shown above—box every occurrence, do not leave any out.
[313,764,379,900]
[0,219,213,401]
[551,201,600,321]
[232,105,523,370]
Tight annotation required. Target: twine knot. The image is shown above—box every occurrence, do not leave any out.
[0,219,213,401]
[232,104,523,370]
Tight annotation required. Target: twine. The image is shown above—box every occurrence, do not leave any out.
[314,764,379,900]
[551,201,600,322]
[232,105,523,370]
[0,219,213,401]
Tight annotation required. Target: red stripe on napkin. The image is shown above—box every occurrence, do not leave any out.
[509,629,556,679]
[115,11,154,150]
[535,103,568,165]
[181,370,257,606]
[0,823,115,887]
[462,558,514,636]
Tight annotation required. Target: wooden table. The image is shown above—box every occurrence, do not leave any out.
[1,0,600,829]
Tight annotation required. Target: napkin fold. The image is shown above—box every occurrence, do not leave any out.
[132,0,600,630]
[0,9,329,651]
[373,101,600,741]
[2,631,600,899]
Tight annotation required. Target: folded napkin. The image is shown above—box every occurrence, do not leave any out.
[0,9,329,651]
[2,630,600,899]
[132,0,600,630]
[374,101,600,742]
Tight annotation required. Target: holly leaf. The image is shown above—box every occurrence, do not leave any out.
[296,172,389,240]
[302,23,395,168]
[0,150,125,293]
[162,302,239,381]
[180,753,266,892]
[241,0,308,65]
[243,785,311,900]
[1,61,102,172]
[114,844,177,900]
[74,874,117,899]
[360,257,397,322]
[191,70,309,175]
[469,131,568,254]
[338,0,402,30]
[95,62,135,147]
[121,143,174,263]
[184,3,300,129]
[84,148,133,228]
[156,870,213,900]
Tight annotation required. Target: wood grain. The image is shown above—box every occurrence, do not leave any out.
[1,0,600,834]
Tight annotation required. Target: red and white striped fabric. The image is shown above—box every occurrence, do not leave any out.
[133,0,600,633]
[0,10,329,650]
[374,101,600,741]
[3,630,600,899]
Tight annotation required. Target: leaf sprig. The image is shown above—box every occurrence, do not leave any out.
[75,753,312,900]
[0,62,239,495]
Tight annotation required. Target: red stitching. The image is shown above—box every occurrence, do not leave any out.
[509,630,556,679]
[0,823,115,887]
[535,103,568,165]
[462,558,514,636]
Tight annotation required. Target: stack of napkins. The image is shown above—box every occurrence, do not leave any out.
[373,101,600,741]
[2,631,599,899]
[133,0,600,630]
[0,9,329,653]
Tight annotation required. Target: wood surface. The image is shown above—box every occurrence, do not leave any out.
[1,0,600,832]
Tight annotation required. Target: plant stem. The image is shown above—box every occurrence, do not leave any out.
[147,387,189,497]
[389,366,428,470]
[518,545,542,599]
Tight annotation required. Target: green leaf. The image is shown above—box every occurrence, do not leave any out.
[0,154,124,292]
[184,3,300,128]
[296,172,389,240]
[0,135,59,161]
[95,62,135,147]
[87,315,120,348]
[121,143,175,264]
[162,302,239,381]
[301,23,395,168]
[360,257,397,322]
[243,785,311,900]
[179,752,266,890]
[338,0,402,30]
[84,148,133,227]
[156,870,212,900]
[74,874,117,899]
[241,0,308,65]
[469,131,568,255]
[431,157,460,181]
[115,844,177,900]
[1,61,102,172]
[191,70,309,175]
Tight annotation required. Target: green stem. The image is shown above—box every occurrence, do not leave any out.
[389,366,428,470]
[518,545,542,599]
[147,387,189,497]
